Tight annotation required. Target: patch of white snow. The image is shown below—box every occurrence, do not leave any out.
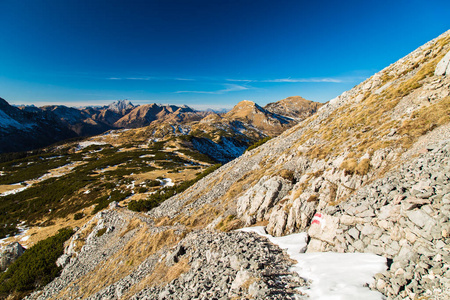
[20,235,30,242]
[240,226,387,300]
[158,178,174,187]
[76,141,106,150]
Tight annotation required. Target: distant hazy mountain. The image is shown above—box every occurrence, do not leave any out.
[0,97,322,154]
[114,103,206,128]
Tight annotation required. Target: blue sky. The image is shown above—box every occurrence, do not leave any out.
[0,0,449,110]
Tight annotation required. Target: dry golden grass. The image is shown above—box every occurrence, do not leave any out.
[133,257,190,290]
[327,181,338,205]
[217,166,276,207]
[119,217,143,237]
[53,223,185,300]
[307,194,319,202]
[340,158,370,176]
[2,207,95,248]
[292,185,305,201]
[0,184,24,193]
[215,215,243,232]
[398,96,450,148]
[355,158,371,175]
[131,167,204,185]
[293,37,450,163]
[340,158,358,175]
[242,277,259,290]
[174,204,219,229]
[279,169,295,182]
[283,202,293,213]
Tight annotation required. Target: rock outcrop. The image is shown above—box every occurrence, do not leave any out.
[435,50,450,76]
[0,242,25,272]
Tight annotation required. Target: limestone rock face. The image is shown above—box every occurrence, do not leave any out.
[435,50,450,76]
[307,213,339,248]
[236,175,293,225]
[0,242,25,271]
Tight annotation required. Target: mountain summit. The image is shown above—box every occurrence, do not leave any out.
[264,96,323,120]
[107,100,135,114]
[223,100,294,135]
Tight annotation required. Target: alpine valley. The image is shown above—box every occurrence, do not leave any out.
[1,30,450,300]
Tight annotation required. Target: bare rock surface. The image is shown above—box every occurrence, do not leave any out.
[0,242,25,272]
[435,50,450,76]
[26,208,307,300]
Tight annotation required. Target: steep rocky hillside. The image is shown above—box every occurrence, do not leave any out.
[6,31,450,300]
[144,30,449,299]
[40,105,112,136]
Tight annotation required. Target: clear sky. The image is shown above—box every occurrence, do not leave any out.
[0,0,449,110]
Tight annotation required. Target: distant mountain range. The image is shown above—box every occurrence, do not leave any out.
[0,97,322,154]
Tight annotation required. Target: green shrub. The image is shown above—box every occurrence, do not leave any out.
[73,212,84,220]
[145,179,161,187]
[245,136,271,152]
[92,190,132,214]
[96,228,107,237]
[137,186,148,193]
[0,228,74,298]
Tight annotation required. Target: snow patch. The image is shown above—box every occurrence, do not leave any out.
[158,178,174,187]
[0,162,80,197]
[0,109,32,129]
[76,141,107,150]
[240,226,387,300]
[0,222,29,247]
[0,185,29,196]
[20,235,30,242]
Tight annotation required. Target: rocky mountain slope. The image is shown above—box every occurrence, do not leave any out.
[6,31,450,300]
[0,98,78,153]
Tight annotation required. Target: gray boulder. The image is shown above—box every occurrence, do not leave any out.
[0,242,26,271]
[435,50,450,76]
